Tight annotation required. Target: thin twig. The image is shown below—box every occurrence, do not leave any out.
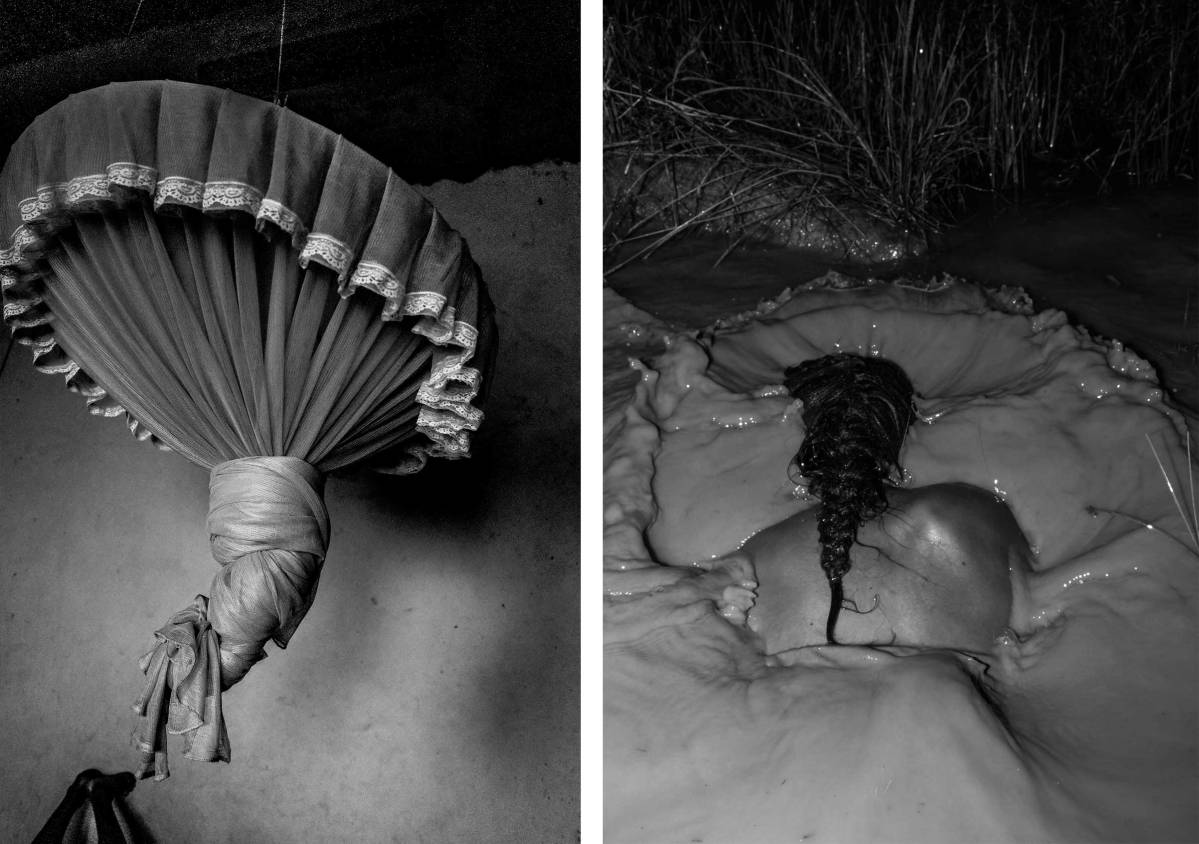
[1145,432,1199,552]
[274,0,288,106]
[128,0,146,35]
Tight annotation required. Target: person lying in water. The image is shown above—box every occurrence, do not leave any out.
[741,353,1035,654]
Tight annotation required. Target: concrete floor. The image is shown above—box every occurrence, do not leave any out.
[0,164,579,842]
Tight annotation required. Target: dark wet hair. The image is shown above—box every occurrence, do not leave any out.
[784,353,916,644]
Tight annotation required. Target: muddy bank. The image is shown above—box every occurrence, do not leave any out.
[604,150,925,264]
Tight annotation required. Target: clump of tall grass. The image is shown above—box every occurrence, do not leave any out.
[605,0,1197,265]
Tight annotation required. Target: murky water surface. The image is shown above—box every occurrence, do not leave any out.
[603,188,1199,843]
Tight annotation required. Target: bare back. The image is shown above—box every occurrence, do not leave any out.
[744,483,1034,653]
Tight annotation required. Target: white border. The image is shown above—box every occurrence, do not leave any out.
[579,0,603,838]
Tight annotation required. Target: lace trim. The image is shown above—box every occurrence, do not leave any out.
[19,187,57,221]
[410,304,478,349]
[427,350,480,388]
[129,418,158,442]
[450,320,478,349]
[416,392,483,428]
[299,233,354,278]
[2,296,39,319]
[416,350,484,436]
[258,199,306,242]
[347,274,482,351]
[15,164,157,222]
[32,356,78,376]
[348,261,403,297]
[404,290,447,317]
[202,181,264,216]
[108,162,158,192]
[65,173,113,206]
[416,407,474,449]
[13,225,37,254]
[7,310,48,329]
[29,344,57,364]
[412,308,456,345]
[90,400,126,418]
[1,226,37,264]
[154,176,205,209]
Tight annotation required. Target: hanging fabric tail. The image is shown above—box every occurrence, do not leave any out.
[132,456,328,779]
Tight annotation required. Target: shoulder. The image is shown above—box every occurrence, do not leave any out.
[893,482,1012,521]
[881,483,1027,558]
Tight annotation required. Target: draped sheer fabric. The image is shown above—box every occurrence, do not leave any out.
[0,81,496,779]
[43,207,438,471]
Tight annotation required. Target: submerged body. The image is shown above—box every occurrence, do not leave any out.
[604,284,1199,843]
[745,482,1034,654]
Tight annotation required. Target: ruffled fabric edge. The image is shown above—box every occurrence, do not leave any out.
[131,595,230,781]
[0,80,496,474]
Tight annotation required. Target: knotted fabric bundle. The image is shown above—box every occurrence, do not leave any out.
[0,81,496,779]
[132,456,330,780]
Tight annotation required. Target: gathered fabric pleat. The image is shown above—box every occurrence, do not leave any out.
[42,205,439,471]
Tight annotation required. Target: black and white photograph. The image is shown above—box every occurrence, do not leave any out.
[603,1,1198,842]
[0,1,579,841]
[5,0,1199,841]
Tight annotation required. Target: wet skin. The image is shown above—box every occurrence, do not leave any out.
[743,483,1035,654]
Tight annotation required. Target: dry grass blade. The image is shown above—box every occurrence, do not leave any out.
[1145,432,1199,555]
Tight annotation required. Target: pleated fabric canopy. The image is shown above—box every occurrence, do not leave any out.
[1,81,497,780]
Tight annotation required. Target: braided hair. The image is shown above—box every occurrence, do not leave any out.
[783,353,916,644]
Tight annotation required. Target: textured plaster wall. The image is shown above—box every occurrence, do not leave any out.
[0,164,579,842]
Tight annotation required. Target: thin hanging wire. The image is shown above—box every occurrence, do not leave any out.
[128,0,147,35]
[274,0,288,106]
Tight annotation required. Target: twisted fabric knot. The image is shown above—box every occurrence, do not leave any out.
[132,456,328,780]
[207,456,330,686]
